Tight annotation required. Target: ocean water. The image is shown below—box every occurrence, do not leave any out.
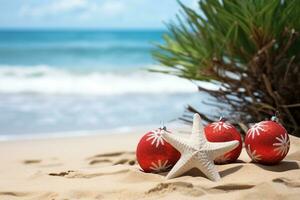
[0,30,217,139]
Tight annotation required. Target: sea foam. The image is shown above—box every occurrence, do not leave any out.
[0,65,219,95]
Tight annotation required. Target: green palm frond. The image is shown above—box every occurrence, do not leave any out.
[152,0,300,135]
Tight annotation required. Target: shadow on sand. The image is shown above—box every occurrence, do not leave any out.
[254,160,300,172]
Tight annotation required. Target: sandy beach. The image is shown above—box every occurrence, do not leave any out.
[0,129,299,200]
[1,1,299,199]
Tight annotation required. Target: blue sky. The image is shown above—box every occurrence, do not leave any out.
[0,0,198,29]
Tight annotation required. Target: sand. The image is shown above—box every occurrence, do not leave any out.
[0,129,300,200]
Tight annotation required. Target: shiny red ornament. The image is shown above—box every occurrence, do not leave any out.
[204,119,242,164]
[245,119,290,165]
[136,127,180,173]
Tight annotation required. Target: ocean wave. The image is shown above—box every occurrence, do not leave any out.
[0,45,152,54]
[0,40,152,49]
[0,65,222,95]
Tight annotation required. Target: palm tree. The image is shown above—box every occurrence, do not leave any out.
[152,0,300,136]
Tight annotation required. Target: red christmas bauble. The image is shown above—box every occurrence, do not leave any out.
[204,119,242,164]
[136,127,180,173]
[245,120,290,165]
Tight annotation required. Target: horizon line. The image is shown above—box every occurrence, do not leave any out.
[0,27,167,31]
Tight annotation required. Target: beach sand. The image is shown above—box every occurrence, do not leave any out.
[0,129,300,200]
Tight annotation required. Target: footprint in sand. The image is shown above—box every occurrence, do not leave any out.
[22,158,62,167]
[273,177,300,187]
[146,182,205,197]
[48,151,137,179]
[49,170,75,177]
[211,184,255,191]
[48,167,130,179]
[0,191,30,197]
[0,191,58,200]
[23,159,41,164]
[87,151,136,166]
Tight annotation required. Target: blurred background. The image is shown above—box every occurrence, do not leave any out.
[0,0,216,139]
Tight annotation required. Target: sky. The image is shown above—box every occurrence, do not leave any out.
[0,0,198,29]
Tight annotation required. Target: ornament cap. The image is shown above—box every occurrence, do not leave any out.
[271,116,278,122]
[271,111,280,122]
[159,121,168,132]
[160,126,167,131]
[219,116,227,122]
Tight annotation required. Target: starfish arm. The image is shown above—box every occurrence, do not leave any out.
[206,140,239,160]
[166,154,194,179]
[193,155,221,181]
[161,132,190,153]
[190,113,207,145]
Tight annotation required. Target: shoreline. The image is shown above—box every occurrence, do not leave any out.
[0,125,153,142]
[0,121,192,142]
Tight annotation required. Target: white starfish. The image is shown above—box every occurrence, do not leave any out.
[210,121,233,131]
[247,121,268,139]
[273,133,290,156]
[149,160,172,173]
[161,113,239,181]
[246,144,261,162]
[146,128,165,147]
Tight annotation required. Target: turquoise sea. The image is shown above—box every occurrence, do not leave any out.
[0,30,214,139]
